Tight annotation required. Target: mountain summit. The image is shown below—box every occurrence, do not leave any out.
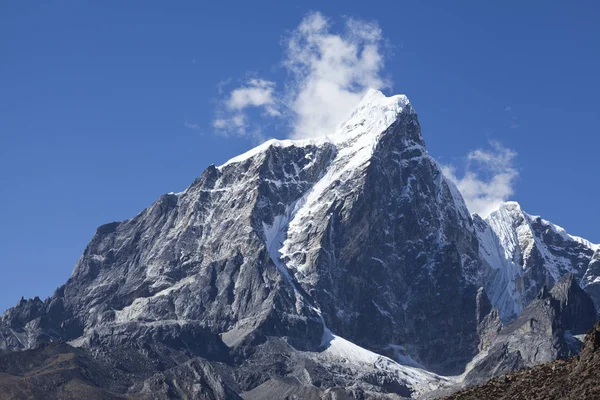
[1,91,597,399]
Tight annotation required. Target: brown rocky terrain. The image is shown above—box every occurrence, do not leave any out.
[0,342,241,400]
[0,343,125,400]
[444,320,600,400]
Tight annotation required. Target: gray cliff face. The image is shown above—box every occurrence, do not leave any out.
[464,273,596,384]
[0,90,598,399]
[2,143,334,353]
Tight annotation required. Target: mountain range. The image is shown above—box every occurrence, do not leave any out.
[1,90,598,399]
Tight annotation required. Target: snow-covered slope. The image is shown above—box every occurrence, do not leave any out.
[317,328,450,396]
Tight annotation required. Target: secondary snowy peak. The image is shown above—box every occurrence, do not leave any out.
[476,200,600,321]
[491,202,597,246]
[486,201,599,272]
[492,202,599,252]
[218,138,315,168]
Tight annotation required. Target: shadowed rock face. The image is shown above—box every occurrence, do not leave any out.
[549,273,597,333]
[0,90,598,398]
[276,111,485,375]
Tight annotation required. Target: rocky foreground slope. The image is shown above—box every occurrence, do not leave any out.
[0,90,598,399]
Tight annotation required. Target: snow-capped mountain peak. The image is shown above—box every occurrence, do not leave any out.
[330,89,412,142]
[219,89,413,169]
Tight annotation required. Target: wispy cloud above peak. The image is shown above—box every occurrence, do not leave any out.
[442,141,519,218]
[284,12,388,138]
[212,12,389,139]
[226,79,279,115]
[212,79,279,136]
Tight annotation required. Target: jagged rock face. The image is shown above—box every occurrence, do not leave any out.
[476,289,502,353]
[474,202,599,321]
[281,111,483,374]
[581,249,600,315]
[464,273,596,384]
[251,91,483,374]
[550,273,597,333]
[444,321,600,400]
[2,140,339,353]
[136,358,243,400]
[71,139,340,347]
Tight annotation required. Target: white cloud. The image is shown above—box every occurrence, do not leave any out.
[213,79,278,135]
[227,79,279,115]
[213,12,388,138]
[283,12,388,138]
[442,141,518,218]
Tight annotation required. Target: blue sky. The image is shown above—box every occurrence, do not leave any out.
[1,1,599,312]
